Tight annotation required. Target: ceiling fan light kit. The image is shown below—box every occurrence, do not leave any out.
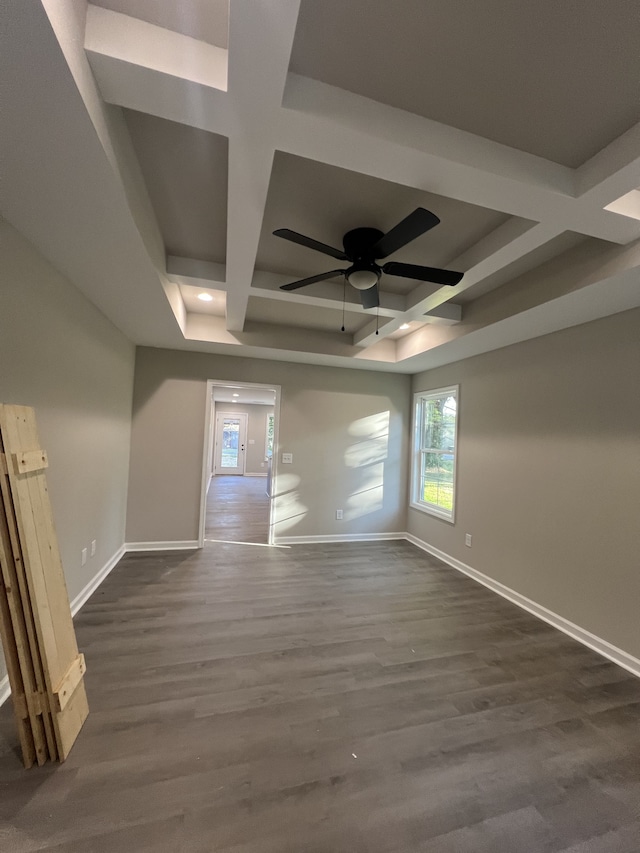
[274,207,464,311]
[346,268,380,290]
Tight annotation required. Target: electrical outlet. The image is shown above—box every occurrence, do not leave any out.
[465,533,472,547]
[282,452,293,464]
[91,539,97,557]
[81,547,88,566]
[336,509,343,520]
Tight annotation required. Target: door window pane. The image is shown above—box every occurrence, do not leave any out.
[221,420,240,467]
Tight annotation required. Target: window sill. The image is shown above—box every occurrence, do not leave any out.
[409,500,455,524]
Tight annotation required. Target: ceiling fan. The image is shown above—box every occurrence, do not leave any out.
[273,207,463,309]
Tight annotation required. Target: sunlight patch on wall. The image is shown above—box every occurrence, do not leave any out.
[345,463,384,521]
[344,437,388,468]
[344,412,390,520]
[272,472,309,534]
[345,411,390,469]
[348,411,390,439]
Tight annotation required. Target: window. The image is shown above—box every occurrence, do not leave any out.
[411,386,458,521]
[265,413,274,460]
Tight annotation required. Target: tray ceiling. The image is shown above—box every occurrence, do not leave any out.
[1,1,639,374]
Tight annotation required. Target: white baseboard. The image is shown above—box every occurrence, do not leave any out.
[244,473,268,477]
[125,540,199,552]
[70,545,125,616]
[0,544,127,708]
[406,533,640,679]
[0,675,10,707]
[274,532,407,545]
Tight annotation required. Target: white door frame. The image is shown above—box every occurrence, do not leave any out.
[213,411,248,475]
[198,380,282,547]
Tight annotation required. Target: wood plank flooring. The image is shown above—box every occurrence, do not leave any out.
[206,475,270,544]
[1,540,639,851]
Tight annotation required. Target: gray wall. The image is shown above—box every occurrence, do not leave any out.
[409,308,640,659]
[126,348,410,543]
[0,220,135,685]
[213,402,273,475]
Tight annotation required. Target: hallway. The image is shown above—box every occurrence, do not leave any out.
[206,475,270,544]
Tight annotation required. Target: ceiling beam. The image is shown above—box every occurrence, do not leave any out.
[85,7,232,134]
[184,312,398,365]
[353,303,463,349]
[249,270,405,316]
[575,121,640,203]
[391,221,553,322]
[223,0,301,332]
[425,304,463,324]
[166,256,226,288]
[352,221,557,348]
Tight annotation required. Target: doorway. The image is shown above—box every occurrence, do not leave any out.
[199,380,281,547]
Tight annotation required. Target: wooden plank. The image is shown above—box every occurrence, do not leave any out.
[28,462,89,761]
[0,405,87,762]
[11,408,78,678]
[11,449,48,475]
[55,675,88,762]
[53,654,86,712]
[0,414,59,761]
[0,439,56,762]
[0,541,36,768]
[0,444,52,765]
[14,407,88,758]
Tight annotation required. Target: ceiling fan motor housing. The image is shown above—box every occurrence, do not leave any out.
[343,227,384,290]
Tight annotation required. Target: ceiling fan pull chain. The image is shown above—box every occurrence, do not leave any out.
[341,278,346,332]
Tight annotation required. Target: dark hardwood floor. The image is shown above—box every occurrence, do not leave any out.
[206,475,270,544]
[1,540,639,851]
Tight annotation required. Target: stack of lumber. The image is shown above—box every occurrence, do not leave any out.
[0,405,88,767]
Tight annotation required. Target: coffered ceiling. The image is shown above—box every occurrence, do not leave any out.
[2,1,639,373]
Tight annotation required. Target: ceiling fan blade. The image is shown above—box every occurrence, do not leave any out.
[273,228,348,261]
[372,208,440,259]
[280,270,346,291]
[359,284,379,309]
[383,261,463,286]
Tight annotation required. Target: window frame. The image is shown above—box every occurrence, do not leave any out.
[410,385,459,523]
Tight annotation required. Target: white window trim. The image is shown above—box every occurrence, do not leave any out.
[410,385,459,523]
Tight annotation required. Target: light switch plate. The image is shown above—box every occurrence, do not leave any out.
[282,452,293,464]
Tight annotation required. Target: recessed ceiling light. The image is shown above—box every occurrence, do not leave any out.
[399,323,411,330]
[232,393,239,397]
[198,293,213,302]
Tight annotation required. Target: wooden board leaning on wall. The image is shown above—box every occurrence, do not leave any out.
[0,404,88,767]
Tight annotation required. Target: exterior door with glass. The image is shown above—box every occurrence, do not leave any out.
[214,413,248,475]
